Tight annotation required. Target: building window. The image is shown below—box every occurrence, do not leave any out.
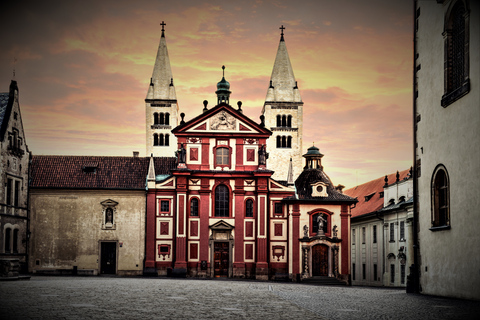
[352,263,356,281]
[190,198,199,216]
[362,227,366,244]
[164,134,169,146]
[245,199,254,217]
[352,229,356,245]
[400,221,405,240]
[390,264,395,283]
[442,1,470,107]
[362,264,366,280]
[215,185,229,217]
[153,134,169,146]
[276,115,281,127]
[216,148,229,166]
[401,265,406,285]
[4,228,11,253]
[373,264,378,281]
[390,223,395,242]
[276,135,292,148]
[373,225,377,244]
[431,165,450,229]
[160,200,170,213]
[6,178,12,206]
[12,229,18,253]
[14,181,20,207]
[274,202,283,215]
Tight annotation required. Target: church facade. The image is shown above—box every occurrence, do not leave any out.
[143,26,356,281]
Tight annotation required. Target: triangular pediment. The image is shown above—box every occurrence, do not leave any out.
[269,179,295,192]
[172,103,271,136]
[209,220,235,230]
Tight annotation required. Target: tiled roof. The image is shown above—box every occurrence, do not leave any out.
[30,156,176,190]
[344,169,411,218]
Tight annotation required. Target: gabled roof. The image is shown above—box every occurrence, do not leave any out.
[344,169,410,218]
[30,155,176,190]
[172,102,271,137]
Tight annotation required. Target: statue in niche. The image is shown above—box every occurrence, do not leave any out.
[333,225,338,238]
[258,144,269,165]
[105,208,113,224]
[317,214,326,234]
[211,111,236,130]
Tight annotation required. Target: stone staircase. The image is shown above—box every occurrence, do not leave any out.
[302,276,347,286]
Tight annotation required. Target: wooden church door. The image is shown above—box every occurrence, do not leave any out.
[312,244,329,276]
[214,242,229,277]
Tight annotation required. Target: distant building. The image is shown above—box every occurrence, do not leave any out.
[345,170,413,287]
[414,0,480,300]
[28,155,175,276]
[0,80,30,276]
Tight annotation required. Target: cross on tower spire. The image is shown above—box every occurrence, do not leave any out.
[280,25,285,41]
[160,21,166,37]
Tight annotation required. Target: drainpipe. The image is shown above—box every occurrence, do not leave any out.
[411,0,420,294]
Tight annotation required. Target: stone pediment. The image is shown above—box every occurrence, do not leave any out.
[100,199,118,207]
[173,104,271,136]
[209,220,235,230]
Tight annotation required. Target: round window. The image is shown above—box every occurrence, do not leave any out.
[316,186,323,192]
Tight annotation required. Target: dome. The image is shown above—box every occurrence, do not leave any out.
[216,76,230,92]
[295,168,333,199]
[305,145,323,156]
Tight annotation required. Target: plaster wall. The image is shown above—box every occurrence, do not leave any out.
[29,189,145,275]
[416,0,480,300]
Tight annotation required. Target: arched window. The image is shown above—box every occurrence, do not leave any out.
[282,115,287,127]
[282,136,286,148]
[154,113,159,125]
[153,134,159,146]
[287,115,292,128]
[165,113,170,125]
[287,136,292,148]
[215,185,229,217]
[190,198,199,216]
[245,199,254,217]
[165,134,169,146]
[431,165,450,229]
[12,229,18,253]
[4,228,11,253]
[216,147,229,166]
[276,115,281,127]
[442,1,470,107]
[160,113,165,125]
[159,134,164,146]
[276,136,281,148]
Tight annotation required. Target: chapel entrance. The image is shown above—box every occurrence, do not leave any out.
[100,242,116,274]
[213,242,229,277]
[312,244,329,276]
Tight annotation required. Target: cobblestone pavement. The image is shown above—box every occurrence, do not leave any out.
[1,276,479,319]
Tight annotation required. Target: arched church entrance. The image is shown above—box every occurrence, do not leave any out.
[312,244,329,276]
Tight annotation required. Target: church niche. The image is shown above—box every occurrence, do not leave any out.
[101,199,118,229]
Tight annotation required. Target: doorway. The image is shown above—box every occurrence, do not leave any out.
[312,244,329,276]
[100,242,117,274]
[213,242,229,277]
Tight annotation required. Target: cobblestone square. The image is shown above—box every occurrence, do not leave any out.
[1,276,479,319]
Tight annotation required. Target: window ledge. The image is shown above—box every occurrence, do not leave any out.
[389,240,395,243]
[429,225,451,232]
[441,79,470,107]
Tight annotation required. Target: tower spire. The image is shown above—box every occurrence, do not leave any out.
[216,65,231,105]
[146,21,176,100]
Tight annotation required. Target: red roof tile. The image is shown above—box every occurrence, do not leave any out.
[344,169,411,218]
[30,156,176,190]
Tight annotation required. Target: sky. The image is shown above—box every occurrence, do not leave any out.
[0,0,413,189]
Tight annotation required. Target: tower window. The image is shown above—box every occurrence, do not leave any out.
[190,198,199,216]
[276,115,281,127]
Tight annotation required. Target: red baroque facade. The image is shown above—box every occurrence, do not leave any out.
[144,102,356,281]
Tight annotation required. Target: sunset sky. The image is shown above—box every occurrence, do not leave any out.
[1,0,413,188]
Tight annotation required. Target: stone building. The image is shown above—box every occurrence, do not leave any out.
[0,80,30,275]
[345,169,413,287]
[28,155,175,275]
[414,0,480,300]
